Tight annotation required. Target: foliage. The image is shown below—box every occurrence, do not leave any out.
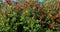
[0,0,60,32]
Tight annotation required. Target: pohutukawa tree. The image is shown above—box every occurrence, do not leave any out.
[0,0,60,32]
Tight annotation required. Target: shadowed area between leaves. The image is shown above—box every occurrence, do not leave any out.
[17,24,23,32]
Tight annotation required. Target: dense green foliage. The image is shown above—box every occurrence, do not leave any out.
[0,0,60,32]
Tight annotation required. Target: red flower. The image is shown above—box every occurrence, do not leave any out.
[39,14,45,19]
[6,0,11,4]
[36,5,39,7]
[14,2,18,5]
[58,0,60,4]
[52,15,56,19]
[57,14,60,17]
[36,5,43,10]
[39,7,43,10]
[49,23,55,28]
[24,1,28,8]
[15,6,20,10]
[29,4,33,6]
